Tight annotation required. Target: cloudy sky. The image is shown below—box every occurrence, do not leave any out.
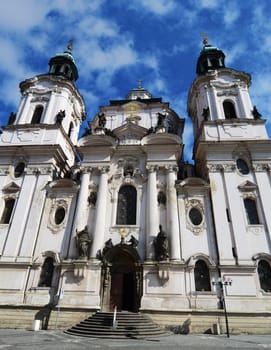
[0,0,271,161]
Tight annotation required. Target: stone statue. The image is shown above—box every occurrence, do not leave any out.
[252,106,262,119]
[98,112,106,128]
[102,238,113,256]
[56,110,66,124]
[129,235,138,248]
[75,226,92,259]
[157,112,166,127]
[153,225,169,261]
[202,107,209,121]
[8,112,16,125]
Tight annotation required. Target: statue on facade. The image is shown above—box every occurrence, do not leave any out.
[202,107,209,121]
[98,112,106,128]
[56,110,66,124]
[75,226,92,259]
[129,235,138,248]
[252,106,262,119]
[153,225,169,261]
[8,112,16,125]
[157,112,166,127]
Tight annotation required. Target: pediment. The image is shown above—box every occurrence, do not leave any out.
[114,121,147,140]
[2,182,20,193]
[238,180,258,192]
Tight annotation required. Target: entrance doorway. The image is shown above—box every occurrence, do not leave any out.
[101,245,142,312]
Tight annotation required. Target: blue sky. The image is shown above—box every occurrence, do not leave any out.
[1,0,271,161]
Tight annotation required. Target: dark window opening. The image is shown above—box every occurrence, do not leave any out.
[68,122,74,138]
[237,158,249,175]
[258,260,271,292]
[1,198,15,224]
[116,185,137,225]
[244,198,260,225]
[54,207,65,225]
[189,207,203,226]
[223,101,237,119]
[14,162,25,178]
[31,106,43,124]
[195,260,211,291]
[38,257,54,287]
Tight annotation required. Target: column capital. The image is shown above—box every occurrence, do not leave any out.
[80,166,92,174]
[146,165,158,173]
[165,165,178,173]
[98,166,110,174]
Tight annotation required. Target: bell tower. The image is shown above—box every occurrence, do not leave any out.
[188,38,271,274]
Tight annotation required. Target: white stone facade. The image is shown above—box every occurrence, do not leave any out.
[0,45,271,331]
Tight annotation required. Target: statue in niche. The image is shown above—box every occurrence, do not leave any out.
[88,191,97,206]
[202,107,209,121]
[153,225,169,261]
[157,191,166,205]
[98,112,106,128]
[124,164,134,177]
[252,106,262,119]
[75,226,92,259]
[56,110,66,124]
[8,112,16,125]
[129,235,138,248]
[157,112,166,127]
[102,238,113,256]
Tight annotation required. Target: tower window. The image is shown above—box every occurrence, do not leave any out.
[244,198,260,225]
[116,185,137,225]
[38,257,54,287]
[223,101,237,119]
[189,207,203,226]
[194,260,211,291]
[258,260,271,292]
[1,198,15,224]
[31,106,43,124]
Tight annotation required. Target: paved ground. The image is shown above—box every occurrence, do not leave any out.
[0,330,271,349]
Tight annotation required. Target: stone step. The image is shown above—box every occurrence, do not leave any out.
[65,311,169,339]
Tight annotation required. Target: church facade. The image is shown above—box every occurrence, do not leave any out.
[0,40,271,333]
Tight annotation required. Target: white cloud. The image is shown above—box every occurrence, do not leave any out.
[128,0,176,15]
[222,2,240,27]
[196,0,219,9]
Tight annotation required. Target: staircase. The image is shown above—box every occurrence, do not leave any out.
[64,311,169,339]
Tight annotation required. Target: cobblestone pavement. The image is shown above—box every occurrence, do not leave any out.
[0,329,271,349]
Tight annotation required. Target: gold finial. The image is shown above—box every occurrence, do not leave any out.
[120,228,127,238]
[67,39,74,52]
[202,32,208,45]
[137,80,143,89]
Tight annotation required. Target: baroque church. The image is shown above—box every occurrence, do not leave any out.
[0,38,271,334]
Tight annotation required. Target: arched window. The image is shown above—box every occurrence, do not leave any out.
[258,260,271,292]
[31,106,43,124]
[223,101,237,119]
[194,260,211,291]
[244,198,260,225]
[116,185,137,225]
[38,257,54,287]
[55,64,61,74]
[1,198,15,224]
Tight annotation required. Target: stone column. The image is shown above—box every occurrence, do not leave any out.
[73,167,91,232]
[166,166,181,261]
[146,165,159,259]
[18,93,32,124]
[90,166,109,258]
[43,91,56,124]
[209,84,219,119]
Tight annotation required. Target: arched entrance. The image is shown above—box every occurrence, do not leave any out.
[101,243,142,312]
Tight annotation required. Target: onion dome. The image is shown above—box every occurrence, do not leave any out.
[126,80,152,100]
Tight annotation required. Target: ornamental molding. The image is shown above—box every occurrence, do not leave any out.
[252,163,271,172]
[238,180,258,193]
[31,96,50,103]
[246,225,264,235]
[185,198,206,234]
[206,163,224,172]
[217,90,238,97]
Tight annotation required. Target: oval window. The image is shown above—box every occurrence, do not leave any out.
[189,207,203,226]
[236,158,249,175]
[14,162,25,178]
[54,207,65,225]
